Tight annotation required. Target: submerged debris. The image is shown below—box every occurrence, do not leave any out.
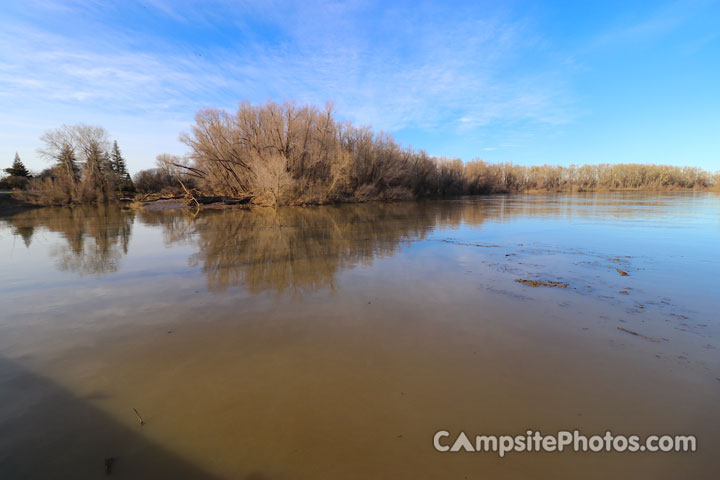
[617,327,660,342]
[609,256,632,263]
[515,279,568,288]
[616,268,629,276]
[441,239,501,248]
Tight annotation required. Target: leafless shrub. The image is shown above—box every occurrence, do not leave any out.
[180,100,716,205]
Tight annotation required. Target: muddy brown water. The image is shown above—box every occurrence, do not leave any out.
[1,192,718,479]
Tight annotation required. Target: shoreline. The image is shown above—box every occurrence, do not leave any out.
[0,193,42,217]
[2,187,717,217]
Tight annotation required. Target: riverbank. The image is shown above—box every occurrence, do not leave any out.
[0,191,41,216]
[4,186,718,216]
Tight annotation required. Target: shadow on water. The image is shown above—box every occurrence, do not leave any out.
[0,356,275,480]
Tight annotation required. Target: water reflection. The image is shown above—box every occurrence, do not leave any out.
[140,193,719,294]
[168,204,443,294]
[2,192,717,291]
[138,202,480,294]
[3,206,133,274]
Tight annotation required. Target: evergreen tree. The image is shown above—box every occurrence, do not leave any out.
[2,153,32,189]
[86,143,108,192]
[4,153,31,178]
[110,141,127,176]
[123,171,136,193]
[57,143,80,180]
[110,140,135,193]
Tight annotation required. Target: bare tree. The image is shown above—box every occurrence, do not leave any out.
[28,124,118,204]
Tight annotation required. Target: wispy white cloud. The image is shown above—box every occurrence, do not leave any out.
[0,0,576,169]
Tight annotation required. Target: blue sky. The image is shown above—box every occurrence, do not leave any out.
[1,0,719,174]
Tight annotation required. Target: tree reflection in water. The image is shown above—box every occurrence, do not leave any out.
[3,193,691,293]
[140,202,463,294]
[3,205,133,274]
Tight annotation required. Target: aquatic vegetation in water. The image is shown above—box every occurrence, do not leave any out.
[515,279,568,288]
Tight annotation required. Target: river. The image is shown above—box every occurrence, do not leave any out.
[1,192,718,479]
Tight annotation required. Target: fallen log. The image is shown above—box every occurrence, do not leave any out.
[181,187,252,207]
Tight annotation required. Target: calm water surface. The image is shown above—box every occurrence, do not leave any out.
[1,192,719,479]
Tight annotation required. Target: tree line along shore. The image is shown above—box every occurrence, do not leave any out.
[2,100,718,210]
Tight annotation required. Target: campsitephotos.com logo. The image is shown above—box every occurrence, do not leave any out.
[433,430,697,457]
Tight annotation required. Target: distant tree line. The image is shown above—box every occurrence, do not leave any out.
[458,161,718,193]
[4,101,718,206]
[132,153,189,194]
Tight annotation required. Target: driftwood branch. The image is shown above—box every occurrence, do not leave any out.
[617,327,660,342]
[132,407,145,426]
